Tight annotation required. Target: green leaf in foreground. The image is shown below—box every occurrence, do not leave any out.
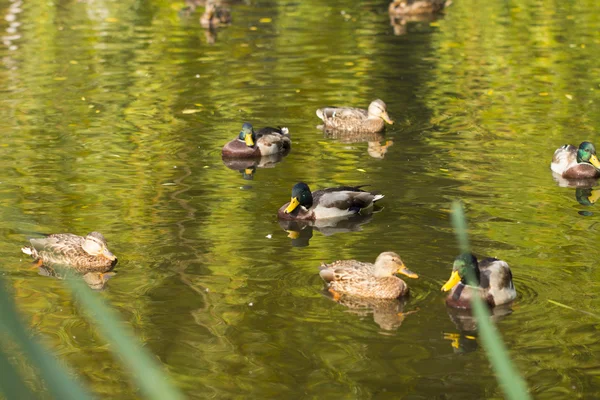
[451,201,531,400]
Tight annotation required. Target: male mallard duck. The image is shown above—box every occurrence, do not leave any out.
[200,0,231,28]
[441,253,516,309]
[551,141,600,179]
[319,251,418,299]
[21,232,117,274]
[316,99,393,133]
[277,182,384,220]
[222,123,290,159]
[388,0,449,16]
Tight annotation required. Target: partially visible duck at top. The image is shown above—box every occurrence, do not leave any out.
[222,123,291,159]
[200,0,231,28]
[441,253,516,309]
[278,182,384,221]
[551,141,600,179]
[388,0,450,16]
[316,99,394,133]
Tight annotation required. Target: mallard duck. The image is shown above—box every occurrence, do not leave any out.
[277,182,384,220]
[441,253,516,309]
[388,0,449,16]
[319,251,418,299]
[22,232,117,274]
[316,99,393,133]
[222,123,290,159]
[200,0,231,28]
[551,142,600,179]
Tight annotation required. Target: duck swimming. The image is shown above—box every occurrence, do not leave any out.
[319,251,418,299]
[316,99,393,133]
[388,0,449,16]
[22,232,117,274]
[551,141,600,179]
[441,253,516,309]
[222,123,290,158]
[277,182,383,221]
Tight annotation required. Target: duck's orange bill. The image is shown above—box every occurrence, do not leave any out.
[398,264,418,279]
[244,134,255,147]
[284,197,299,213]
[441,270,461,292]
[590,154,600,169]
[382,112,394,125]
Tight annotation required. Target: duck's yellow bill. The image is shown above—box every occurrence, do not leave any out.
[244,134,255,147]
[286,230,300,239]
[398,264,418,279]
[588,189,600,204]
[244,168,254,176]
[284,197,300,214]
[590,154,600,169]
[441,270,461,292]
[382,112,394,125]
[103,248,116,261]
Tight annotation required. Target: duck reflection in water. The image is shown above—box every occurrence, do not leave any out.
[576,187,600,207]
[445,304,513,338]
[388,0,450,36]
[37,265,116,291]
[320,128,394,159]
[222,152,289,180]
[442,332,479,354]
[279,213,375,247]
[323,293,418,331]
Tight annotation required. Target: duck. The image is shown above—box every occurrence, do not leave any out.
[277,182,384,221]
[551,141,600,179]
[222,123,291,159]
[200,0,231,28]
[21,232,117,274]
[319,251,419,299]
[316,99,394,133]
[441,253,516,309]
[388,0,449,16]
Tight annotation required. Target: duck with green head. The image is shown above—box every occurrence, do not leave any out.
[277,182,384,221]
[316,99,394,133]
[441,253,516,309]
[551,141,600,179]
[222,123,291,159]
[319,251,419,299]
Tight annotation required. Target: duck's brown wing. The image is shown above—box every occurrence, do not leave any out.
[317,107,368,121]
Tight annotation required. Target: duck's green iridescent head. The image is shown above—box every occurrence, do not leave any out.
[576,141,600,169]
[284,182,313,214]
[238,123,256,147]
[441,253,480,291]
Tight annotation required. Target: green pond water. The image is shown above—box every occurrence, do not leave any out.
[1,0,600,398]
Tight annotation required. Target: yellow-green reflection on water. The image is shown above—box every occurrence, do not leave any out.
[1,0,600,398]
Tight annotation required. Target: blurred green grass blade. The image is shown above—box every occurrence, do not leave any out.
[451,201,531,400]
[64,274,185,400]
[0,277,93,400]
[0,346,40,400]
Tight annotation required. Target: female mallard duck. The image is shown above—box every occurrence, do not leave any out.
[388,0,449,16]
[222,123,290,159]
[200,0,231,28]
[21,232,117,274]
[277,182,384,221]
[441,253,516,309]
[551,141,600,179]
[316,99,394,133]
[319,252,419,299]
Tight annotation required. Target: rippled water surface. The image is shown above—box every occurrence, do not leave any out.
[1,0,600,398]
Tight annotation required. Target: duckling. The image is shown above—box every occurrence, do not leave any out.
[222,123,291,159]
[551,141,600,179]
[388,0,449,16]
[22,232,117,274]
[277,182,383,220]
[441,253,516,309]
[319,251,418,299]
[316,99,394,133]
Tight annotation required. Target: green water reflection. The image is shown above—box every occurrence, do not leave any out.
[1,0,600,398]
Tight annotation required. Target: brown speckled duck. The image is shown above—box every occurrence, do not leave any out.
[319,252,418,299]
[278,182,383,221]
[551,141,600,179]
[200,0,231,28]
[22,232,117,274]
[222,123,291,159]
[316,99,393,133]
[388,0,449,16]
[441,253,516,309]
